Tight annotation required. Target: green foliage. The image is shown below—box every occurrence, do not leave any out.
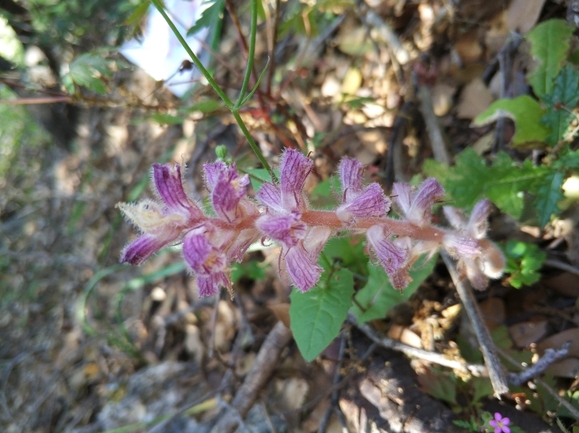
[502,240,546,288]
[473,95,549,146]
[526,19,574,97]
[289,262,354,362]
[323,236,368,276]
[541,66,579,146]
[63,52,115,95]
[351,254,437,323]
[279,0,353,38]
[187,0,225,36]
[231,261,266,283]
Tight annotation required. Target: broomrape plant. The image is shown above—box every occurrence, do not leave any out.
[118,149,505,296]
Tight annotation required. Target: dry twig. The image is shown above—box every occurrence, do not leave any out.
[441,252,509,395]
[209,321,293,433]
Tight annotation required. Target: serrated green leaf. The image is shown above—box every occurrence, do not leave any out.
[535,170,564,226]
[473,95,548,146]
[541,66,579,146]
[424,149,550,218]
[124,1,151,26]
[554,149,579,170]
[526,19,574,96]
[290,267,354,362]
[187,0,225,35]
[66,52,113,94]
[351,254,437,323]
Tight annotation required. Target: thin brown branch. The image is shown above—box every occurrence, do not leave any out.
[208,321,293,433]
[441,252,509,396]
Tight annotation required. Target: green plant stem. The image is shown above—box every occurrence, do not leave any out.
[235,0,257,107]
[150,0,277,182]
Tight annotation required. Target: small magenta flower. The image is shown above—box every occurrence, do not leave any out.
[443,199,505,289]
[392,178,444,226]
[336,157,391,223]
[117,163,204,265]
[182,161,260,296]
[488,412,510,433]
[256,149,330,291]
[203,161,254,223]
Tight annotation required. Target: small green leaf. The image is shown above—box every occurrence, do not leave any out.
[322,236,368,276]
[541,66,579,146]
[526,19,574,97]
[150,113,184,125]
[290,266,354,362]
[185,100,221,114]
[351,254,437,323]
[424,149,550,219]
[535,170,564,227]
[473,95,548,146]
[231,261,266,282]
[187,0,225,35]
[554,148,579,171]
[502,240,546,288]
[65,52,113,95]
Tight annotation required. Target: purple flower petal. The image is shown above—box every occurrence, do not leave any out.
[256,214,306,247]
[339,157,364,200]
[407,178,444,226]
[336,183,390,222]
[392,182,412,216]
[467,199,492,239]
[284,245,323,292]
[197,273,229,297]
[120,232,176,265]
[203,161,228,191]
[211,177,249,223]
[256,182,284,213]
[443,206,465,230]
[443,233,481,258]
[302,226,331,257]
[366,225,407,276]
[183,231,227,275]
[152,163,202,220]
[280,149,312,210]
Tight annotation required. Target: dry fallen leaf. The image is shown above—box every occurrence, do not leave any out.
[457,78,494,119]
[507,0,547,33]
[536,328,579,357]
[508,320,548,348]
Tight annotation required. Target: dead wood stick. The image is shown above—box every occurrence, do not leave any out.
[353,318,487,376]
[441,252,509,396]
[416,84,451,165]
[209,321,293,433]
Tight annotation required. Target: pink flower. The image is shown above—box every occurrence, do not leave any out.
[256,149,330,292]
[488,412,510,433]
[443,199,505,289]
[182,162,260,296]
[117,163,204,265]
[203,161,253,224]
[335,157,391,223]
[392,178,444,226]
